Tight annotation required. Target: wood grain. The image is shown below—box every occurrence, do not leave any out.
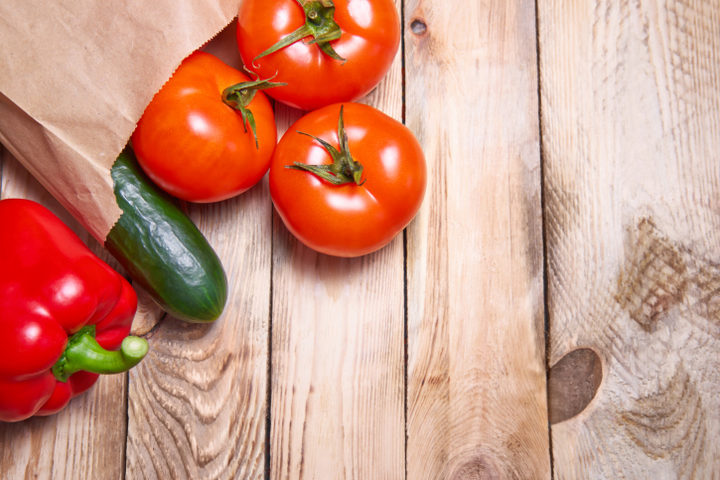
[0,150,129,480]
[124,185,271,480]
[122,25,272,479]
[267,4,406,477]
[539,0,720,477]
[5,0,719,477]
[404,0,550,478]
[0,377,127,480]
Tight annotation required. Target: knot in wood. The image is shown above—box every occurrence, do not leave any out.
[548,348,603,424]
[410,18,427,36]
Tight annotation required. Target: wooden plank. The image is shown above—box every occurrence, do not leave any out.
[123,25,271,478]
[267,4,406,478]
[0,150,128,480]
[405,0,550,478]
[539,0,720,477]
[124,191,271,480]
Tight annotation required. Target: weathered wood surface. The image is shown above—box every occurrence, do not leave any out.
[124,24,271,479]
[539,0,720,478]
[404,0,550,479]
[267,19,406,478]
[2,0,719,478]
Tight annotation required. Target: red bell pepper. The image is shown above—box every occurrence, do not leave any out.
[0,198,148,422]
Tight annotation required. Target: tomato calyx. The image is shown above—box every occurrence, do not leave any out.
[222,75,286,148]
[253,0,346,63]
[288,105,364,185]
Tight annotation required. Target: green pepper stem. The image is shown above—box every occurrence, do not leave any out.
[52,326,148,382]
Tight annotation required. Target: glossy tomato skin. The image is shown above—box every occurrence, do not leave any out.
[131,51,276,203]
[236,0,400,111]
[270,103,426,257]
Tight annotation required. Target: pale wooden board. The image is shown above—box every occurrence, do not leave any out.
[0,376,127,480]
[539,0,720,478]
[0,150,129,480]
[124,190,271,480]
[267,4,406,478]
[404,0,550,478]
[123,24,272,480]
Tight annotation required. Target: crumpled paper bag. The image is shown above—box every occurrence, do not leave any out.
[0,0,241,240]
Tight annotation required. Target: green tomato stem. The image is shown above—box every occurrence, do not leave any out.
[221,76,286,148]
[287,105,364,185]
[253,0,345,63]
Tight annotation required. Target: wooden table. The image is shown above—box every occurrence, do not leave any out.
[1,1,718,478]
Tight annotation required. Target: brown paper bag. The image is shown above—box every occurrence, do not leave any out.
[0,0,241,241]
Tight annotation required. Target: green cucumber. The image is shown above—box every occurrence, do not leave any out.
[105,147,227,323]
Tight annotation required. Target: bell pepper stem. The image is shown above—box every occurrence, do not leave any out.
[52,326,148,382]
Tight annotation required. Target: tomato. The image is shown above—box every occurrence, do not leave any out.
[269,103,426,257]
[131,51,279,203]
[236,0,400,111]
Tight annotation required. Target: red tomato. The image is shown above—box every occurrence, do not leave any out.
[269,103,426,257]
[236,0,400,111]
[131,51,278,203]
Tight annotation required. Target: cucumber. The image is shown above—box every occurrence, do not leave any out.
[105,147,227,323]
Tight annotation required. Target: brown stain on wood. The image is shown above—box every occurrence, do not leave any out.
[617,364,707,477]
[610,219,715,474]
[615,217,720,336]
[548,348,603,424]
[685,254,720,336]
[615,218,689,332]
[540,0,720,475]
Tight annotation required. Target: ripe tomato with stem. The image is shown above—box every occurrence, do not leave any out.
[236,0,401,110]
[132,51,282,203]
[270,103,427,257]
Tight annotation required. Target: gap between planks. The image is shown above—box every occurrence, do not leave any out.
[533,0,556,476]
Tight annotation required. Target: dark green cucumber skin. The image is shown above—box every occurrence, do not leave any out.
[105,147,227,323]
